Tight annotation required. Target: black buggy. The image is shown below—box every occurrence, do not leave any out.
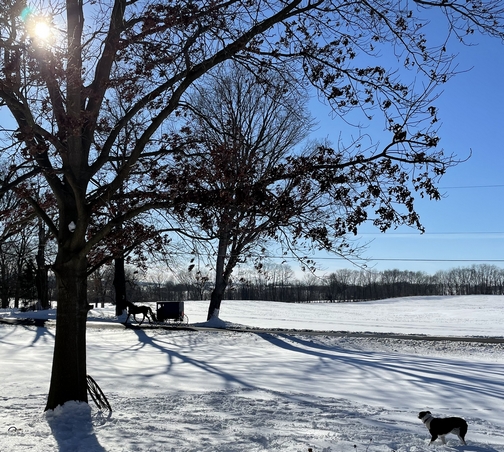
[156,301,189,325]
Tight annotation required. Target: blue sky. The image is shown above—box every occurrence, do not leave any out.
[309,33,504,275]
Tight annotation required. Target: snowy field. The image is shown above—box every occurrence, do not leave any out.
[1,295,504,452]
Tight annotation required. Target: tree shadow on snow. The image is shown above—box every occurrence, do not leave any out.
[458,446,501,452]
[27,323,55,346]
[259,333,504,403]
[129,327,258,390]
[46,402,107,452]
[257,333,504,451]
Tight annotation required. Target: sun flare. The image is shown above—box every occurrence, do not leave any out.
[24,12,55,45]
[33,20,52,41]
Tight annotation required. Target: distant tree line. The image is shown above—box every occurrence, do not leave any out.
[321,265,504,302]
[1,229,502,307]
[88,263,504,305]
[0,228,54,310]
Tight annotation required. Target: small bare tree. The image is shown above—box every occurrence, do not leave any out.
[176,65,317,319]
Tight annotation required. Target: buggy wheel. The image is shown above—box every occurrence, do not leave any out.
[173,315,188,325]
[87,375,112,412]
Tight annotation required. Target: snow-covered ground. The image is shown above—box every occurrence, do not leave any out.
[1,295,504,451]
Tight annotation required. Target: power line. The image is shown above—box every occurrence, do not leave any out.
[170,250,504,263]
[440,184,504,189]
[358,231,504,236]
[263,256,504,263]
[354,258,504,263]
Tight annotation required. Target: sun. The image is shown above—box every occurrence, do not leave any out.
[32,20,53,41]
[24,14,55,45]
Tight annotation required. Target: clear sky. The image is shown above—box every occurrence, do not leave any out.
[308,32,504,275]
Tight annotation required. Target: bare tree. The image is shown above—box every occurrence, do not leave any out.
[176,64,317,319]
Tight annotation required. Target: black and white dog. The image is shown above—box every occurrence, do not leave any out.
[418,411,468,445]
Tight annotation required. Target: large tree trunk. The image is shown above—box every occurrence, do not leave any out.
[206,231,244,320]
[0,252,8,309]
[35,221,49,309]
[207,232,229,320]
[113,256,127,316]
[207,280,227,320]
[207,255,240,320]
[45,250,89,411]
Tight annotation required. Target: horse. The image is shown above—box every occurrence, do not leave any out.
[125,301,157,325]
